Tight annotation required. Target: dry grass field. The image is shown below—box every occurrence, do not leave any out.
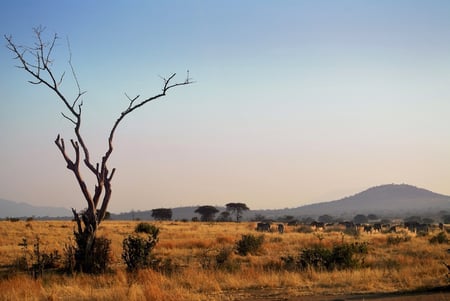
[0,220,449,300]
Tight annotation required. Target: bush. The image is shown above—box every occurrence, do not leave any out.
[135,222,160,237]
[66,235,112,274]
[122,227,159,271]
[297,245,331,271]
[235,234,264,256]
[89,236,111,274]
[329,243,367,270]
[297,242,368,271]
[63,243,76,274]
[429,232,448,244]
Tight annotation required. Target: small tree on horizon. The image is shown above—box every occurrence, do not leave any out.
[5,27,192,273]
[226,202,249,222]
[195,205,219,222]
[318,214,334,224]
[151,208,173,221]
[353,214,368,224]
[216,211,232,222]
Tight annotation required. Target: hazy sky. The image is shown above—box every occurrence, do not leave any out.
[1,1,449,213]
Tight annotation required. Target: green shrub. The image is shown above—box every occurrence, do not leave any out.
[135,222,160,237]
[66,235,112,274]
[298,245,331,271]
[235,234,264,256]
[90,236,111,274]
[297,242,368,271]
[329,242,367,270]
[122,229,159,271]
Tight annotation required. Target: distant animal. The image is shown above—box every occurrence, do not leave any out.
[363,225,373,233]
[373,223,382,232]
[310,221,325,230]
[416,223,429,234]
[256,222,271,232]
[405,221,429,234]
[277,224,284,234]
[339,221,356,231]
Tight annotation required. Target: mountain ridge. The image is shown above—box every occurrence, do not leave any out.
[0,198,71,219]
[1,184,449,220]
[279,183,450,219]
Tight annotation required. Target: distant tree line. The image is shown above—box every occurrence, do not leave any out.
[192,203,250,222]
[149,203,250,222]
[143,206,450,225]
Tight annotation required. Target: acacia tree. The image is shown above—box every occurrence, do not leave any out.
[216,211,231,222]
[5,27,192,272]
[226,202,249,222]
[151,208,173,221]
[195,205,219,222]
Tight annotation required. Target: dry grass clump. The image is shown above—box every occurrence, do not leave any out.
[0,220,449,300]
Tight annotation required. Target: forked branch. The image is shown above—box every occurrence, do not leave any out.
[6,27,193,228]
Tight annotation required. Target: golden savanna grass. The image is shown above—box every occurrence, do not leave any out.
[0,220,449,300]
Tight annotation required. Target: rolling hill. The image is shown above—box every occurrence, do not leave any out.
[250,184,450,220]
[2,184,449,220]
[0,198,71,219]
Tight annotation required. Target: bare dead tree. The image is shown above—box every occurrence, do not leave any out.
[5,26,192,272]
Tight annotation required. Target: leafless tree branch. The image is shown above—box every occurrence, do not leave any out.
[6,26,192,272]
[6,28,192,267]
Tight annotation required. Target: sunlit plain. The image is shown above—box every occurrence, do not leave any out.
[0,220,449,300]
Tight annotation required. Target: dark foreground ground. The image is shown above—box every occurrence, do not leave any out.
[225,285,450,301]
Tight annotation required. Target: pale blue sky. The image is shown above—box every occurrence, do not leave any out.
[1,1,449,213]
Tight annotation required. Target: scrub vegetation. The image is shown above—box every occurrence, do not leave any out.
[0,220,449,300]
